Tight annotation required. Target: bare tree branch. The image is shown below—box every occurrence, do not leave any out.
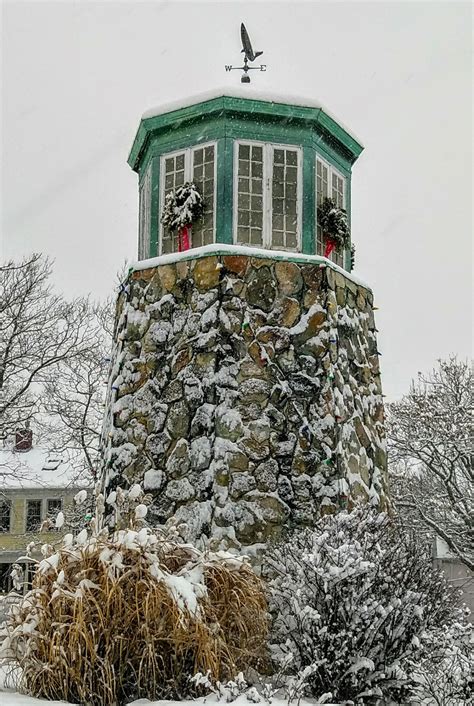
[387,357,473,571]
[0,254,112,487]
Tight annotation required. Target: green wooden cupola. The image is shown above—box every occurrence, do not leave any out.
[128,89,363,271]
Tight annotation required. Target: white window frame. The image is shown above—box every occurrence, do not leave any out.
[138,162,152,260]
[233,140,303,252]
[158,142,217,255]
[315,156,347,266]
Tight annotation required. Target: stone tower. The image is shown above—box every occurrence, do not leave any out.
[101,90,387,554]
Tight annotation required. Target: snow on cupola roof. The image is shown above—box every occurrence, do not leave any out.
[128,88,363,173]
[141,87,363,144]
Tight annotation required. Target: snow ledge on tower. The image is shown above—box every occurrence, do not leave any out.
[131,244,371,291]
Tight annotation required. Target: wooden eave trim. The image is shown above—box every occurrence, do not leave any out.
[128,96,363,172]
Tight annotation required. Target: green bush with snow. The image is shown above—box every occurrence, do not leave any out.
[265,506,471,705]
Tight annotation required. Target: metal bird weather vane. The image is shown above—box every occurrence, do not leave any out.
[225,23,266,83]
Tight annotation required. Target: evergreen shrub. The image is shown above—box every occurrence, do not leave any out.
[265,506,469,705]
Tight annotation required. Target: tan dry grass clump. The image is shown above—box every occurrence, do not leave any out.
[1,528,268,706]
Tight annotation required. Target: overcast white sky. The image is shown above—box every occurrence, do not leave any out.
[1,0,472,399]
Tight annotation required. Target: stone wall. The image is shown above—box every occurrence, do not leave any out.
[101,248,387,554]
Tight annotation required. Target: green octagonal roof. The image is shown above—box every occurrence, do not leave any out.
[128,88,364,173]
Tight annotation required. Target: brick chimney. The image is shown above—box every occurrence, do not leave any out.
[15,423,33,452]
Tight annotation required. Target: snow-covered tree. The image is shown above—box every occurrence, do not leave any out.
[387,357,473,571]
[0,254,110,484]
[407,620,472,705]
[40,299,113,482]
[265,506,467,704]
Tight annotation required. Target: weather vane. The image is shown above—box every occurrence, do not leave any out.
[225,23,266,83]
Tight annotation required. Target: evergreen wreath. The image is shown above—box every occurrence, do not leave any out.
[317,197,350,248]
[161,182,204,231]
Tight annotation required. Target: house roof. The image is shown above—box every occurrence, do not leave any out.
[0,446,85,490]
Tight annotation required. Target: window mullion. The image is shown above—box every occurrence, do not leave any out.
[185,149,192,183]
[263,144,272,248]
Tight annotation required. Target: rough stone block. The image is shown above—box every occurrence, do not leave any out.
[193,256,221,290]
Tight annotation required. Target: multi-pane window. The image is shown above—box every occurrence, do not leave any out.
[192,146,215,248]
[160,144,216,254]
[236,143,264,246]
[332,171,344,209]
[316,157,347,267]
[138,164,152,260]
[0,563,13,594]
[0,500,10,532]
[46,499,62,529]
[161,152,186,254]
[25,500,42,533]
[235,142,301,250]
[272,148,299,249]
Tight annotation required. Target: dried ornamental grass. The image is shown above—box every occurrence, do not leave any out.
[0,528,268,706]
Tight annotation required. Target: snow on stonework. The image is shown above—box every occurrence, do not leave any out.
[100,246,387,553]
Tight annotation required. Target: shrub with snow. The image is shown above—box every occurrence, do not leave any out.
[408,620,473,706]
[0,527,268,706]
[265,506,468,705]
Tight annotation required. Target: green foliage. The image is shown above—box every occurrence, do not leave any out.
[266,506,468,704]
[161,182,204,231]
[317,197,350,248]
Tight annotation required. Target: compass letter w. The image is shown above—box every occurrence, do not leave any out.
[225,65,233,72]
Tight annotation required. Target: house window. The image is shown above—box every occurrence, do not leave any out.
[160,143,216,254]
[0,500,10,532]
[25,500,42,533]
[0,563,13,594]
[138,163,152,260]
[235,141,301,250]
[316,157,347,267]
[46,499,62,529]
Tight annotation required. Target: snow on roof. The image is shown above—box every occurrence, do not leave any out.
[131,243,372,291]
[141,87,363,147]
[0,446,84,490]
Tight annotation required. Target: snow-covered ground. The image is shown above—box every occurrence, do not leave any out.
[0,687,325,706]
[1,667,329,706]
[0,668,338,706]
